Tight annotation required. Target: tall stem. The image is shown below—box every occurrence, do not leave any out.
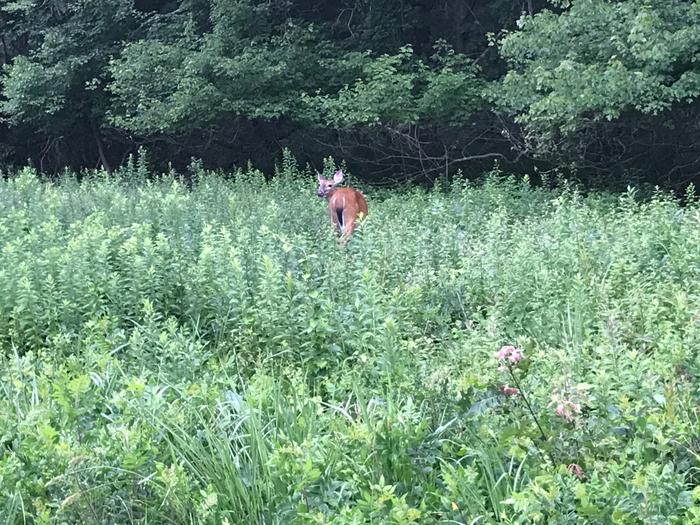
[91,118,112,173]
[508,366,555,465]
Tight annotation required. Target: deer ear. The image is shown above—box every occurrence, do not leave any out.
[333,170,344,184]
[316,171,324,182]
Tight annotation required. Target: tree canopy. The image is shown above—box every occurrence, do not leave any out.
[1,0,699,186]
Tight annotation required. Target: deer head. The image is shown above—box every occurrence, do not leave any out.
[316,170,344,198]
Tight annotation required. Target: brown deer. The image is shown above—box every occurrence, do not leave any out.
[316,170,368,243]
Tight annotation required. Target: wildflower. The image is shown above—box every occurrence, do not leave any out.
[567,463,584,479]
[494,345,523,365]
[494,345,513,360]
[507,347,523,364]
[500,385,520,396]
[550,394,581,423]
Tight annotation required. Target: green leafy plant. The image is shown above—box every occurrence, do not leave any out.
[0,157,698,523]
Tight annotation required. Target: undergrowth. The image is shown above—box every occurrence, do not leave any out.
[0,152,699,523]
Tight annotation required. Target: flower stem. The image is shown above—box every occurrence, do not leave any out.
[508,366,556,465]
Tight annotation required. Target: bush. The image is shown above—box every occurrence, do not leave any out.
[0,156,698,523]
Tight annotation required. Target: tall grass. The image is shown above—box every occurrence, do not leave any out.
[0,154,698,523]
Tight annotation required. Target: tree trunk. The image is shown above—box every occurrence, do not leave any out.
[91,119,112,173]
[0,35,8,64]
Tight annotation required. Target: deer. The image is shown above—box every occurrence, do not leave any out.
[316,169,368,243]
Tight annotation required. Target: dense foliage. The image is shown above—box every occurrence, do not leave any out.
[2,0,700,186]
[1,154,699,523]
[496,0,700,183]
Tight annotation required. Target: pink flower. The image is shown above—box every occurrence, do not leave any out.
[552,399,581,423]
[500,385,520,396]
[549,386,585,424]
[507,348,523,364]
[567,463,584,479]
[494,346,513,360]
[494,345,524,365]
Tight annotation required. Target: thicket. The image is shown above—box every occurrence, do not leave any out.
[1,0,700,186]
[0,154,699,523]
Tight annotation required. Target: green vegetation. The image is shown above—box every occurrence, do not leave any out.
[3,1,699,521]
[2,0,699,185]
[1,154,699,523]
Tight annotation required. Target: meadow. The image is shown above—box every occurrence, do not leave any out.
[0,153,699,524]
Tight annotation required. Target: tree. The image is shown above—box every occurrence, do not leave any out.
[0,0,144,171]
[9,0,699,187]
[1,0,537,178]
[107,0,509,180]
[495,0,700,184]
